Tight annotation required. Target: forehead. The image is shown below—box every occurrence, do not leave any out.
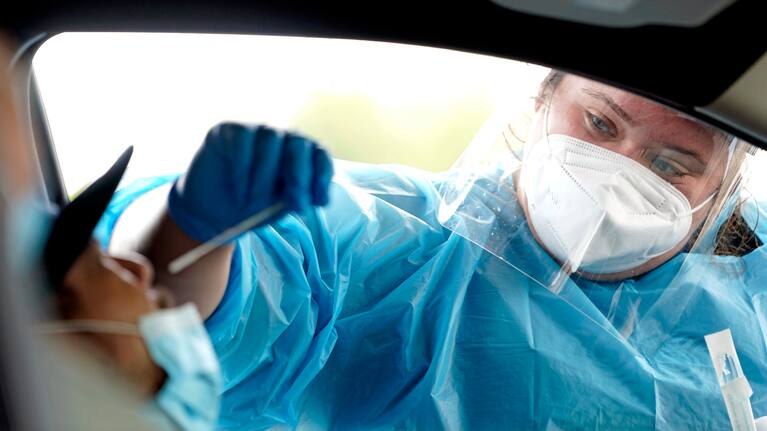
[557,75,726,159]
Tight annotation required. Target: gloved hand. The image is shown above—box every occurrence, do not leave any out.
[167,123,334,243]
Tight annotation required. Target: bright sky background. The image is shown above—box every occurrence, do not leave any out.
[33,33,549,195]
[34,32,766,210]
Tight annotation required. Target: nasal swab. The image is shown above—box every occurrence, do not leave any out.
[168,202,285,274]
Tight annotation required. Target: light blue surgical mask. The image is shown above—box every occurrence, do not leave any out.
[138,303,222,431]
[36,303,222,431]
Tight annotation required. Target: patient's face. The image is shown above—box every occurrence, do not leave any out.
[56,241,173,396]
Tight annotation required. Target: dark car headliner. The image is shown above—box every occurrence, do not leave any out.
[3,0,765,146]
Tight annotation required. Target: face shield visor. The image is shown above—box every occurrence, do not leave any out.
[439,71,753,293]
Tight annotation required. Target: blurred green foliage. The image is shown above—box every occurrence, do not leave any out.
[290,91,496,173]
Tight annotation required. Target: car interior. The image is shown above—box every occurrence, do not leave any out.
[0,0,765,429]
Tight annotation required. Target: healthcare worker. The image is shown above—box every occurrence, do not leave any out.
[103,70,767,430]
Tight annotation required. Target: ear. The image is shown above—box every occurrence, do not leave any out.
[111,253,154,287]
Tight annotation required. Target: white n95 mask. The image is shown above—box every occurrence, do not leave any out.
[519,134,713,274]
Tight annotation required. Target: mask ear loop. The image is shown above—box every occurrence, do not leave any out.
[34,320,140,337]
[687,137,737,214]
[691,191,719,214]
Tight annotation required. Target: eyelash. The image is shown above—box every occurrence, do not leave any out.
[649,157,686,178]
[586,111,618,139]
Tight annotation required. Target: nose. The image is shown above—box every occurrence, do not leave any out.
[603,137,645,163]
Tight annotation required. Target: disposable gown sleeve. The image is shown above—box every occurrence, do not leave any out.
[204,161,450,429]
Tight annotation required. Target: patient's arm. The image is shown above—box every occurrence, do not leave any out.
[110,124,333,319]
[109,184,233,319]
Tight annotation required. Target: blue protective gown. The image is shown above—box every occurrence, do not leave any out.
[96,162,767,430]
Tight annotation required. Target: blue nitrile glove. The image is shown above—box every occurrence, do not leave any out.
[167,123,334,243]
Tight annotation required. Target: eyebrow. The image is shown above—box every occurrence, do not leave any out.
[658,145,706,170]
[660,118,721,166]
[582,88,635,124]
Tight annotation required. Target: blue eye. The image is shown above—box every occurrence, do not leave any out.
[651,157,683,177]
[588,113,616,137]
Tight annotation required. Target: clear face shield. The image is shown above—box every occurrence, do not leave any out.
[438,70,766,360]
[440,71,748,290]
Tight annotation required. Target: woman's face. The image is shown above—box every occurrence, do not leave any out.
[519,75,729,280]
